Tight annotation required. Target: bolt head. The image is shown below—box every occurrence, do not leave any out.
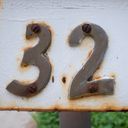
[82,24,91,33]
[88,83,98,93]
[28,85,37,93]
[31,24,41,33]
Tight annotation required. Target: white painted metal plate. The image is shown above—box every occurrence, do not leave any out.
[0,0,128,111]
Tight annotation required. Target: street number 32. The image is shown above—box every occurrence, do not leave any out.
[6,22,115,99]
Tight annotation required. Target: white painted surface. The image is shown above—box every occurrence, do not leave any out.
[0,0,128,111]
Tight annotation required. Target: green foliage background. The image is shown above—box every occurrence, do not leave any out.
[91,112,128,128]
[33,112,128,128]
[33,112,59,128]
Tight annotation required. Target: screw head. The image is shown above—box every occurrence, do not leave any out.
[88,83,98,93]
[82,24,91,33]
[28,85,37,93]
[31,24,41,33]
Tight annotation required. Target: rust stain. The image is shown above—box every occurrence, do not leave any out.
[22,46,32,52]
[93,76,101,80]
[60,74,72,96]
[0,0,3,10]
[0,101,128,112]
[110,72,116,79]
[62,76,66,84]
[96,62,103,71]
[52,76,54,83]
[87,49,93,58]
[21,63,28,68]
[67,96,119,111]
[0,81,119,110]
[19,64,30,73]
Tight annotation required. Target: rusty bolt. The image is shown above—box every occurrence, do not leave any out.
[88,83,98,93]
[28,85,37,93]
[82,24,91,33]
[31,24,41,33]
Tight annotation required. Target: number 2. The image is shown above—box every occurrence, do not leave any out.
[6,23,52,97]
[68,23,115,99]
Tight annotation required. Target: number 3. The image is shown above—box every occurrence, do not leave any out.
[6,23,52,97]
[68,23,115,99]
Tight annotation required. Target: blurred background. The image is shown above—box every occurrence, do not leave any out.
[0,111,128,128]
[34,112,128,128]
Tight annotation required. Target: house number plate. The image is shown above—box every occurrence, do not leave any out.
[0,0,128,111]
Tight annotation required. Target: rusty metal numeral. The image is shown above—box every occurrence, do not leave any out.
[68,23,115,99]
[6,23,52,97]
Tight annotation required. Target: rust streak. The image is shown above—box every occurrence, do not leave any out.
[93,76,101,80]
[110,73,116,79]
[87,49,93,58]
[0,104,128,112]
[0,0,3,10]
[22,46,32,52]
[62,76,66,84]
[52,76,54,83]
[18,65,31,73]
